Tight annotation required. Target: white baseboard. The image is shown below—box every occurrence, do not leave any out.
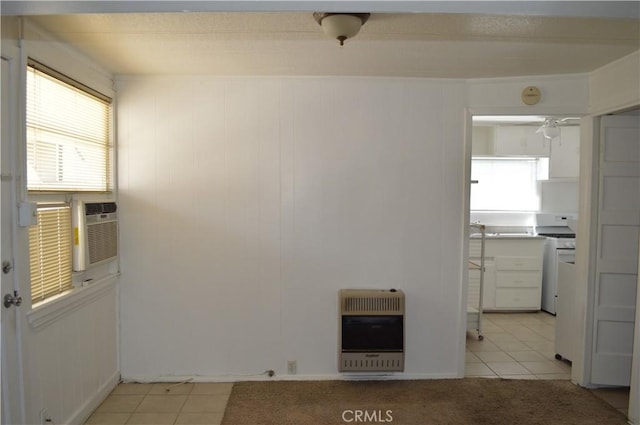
[67,370,120,425]
[120,372,458,383]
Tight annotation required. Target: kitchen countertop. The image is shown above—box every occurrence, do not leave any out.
[470,233,546,240]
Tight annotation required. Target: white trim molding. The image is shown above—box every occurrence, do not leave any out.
[27,273,119,330]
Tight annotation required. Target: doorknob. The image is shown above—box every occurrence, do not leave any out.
[2,261,12,274]
[4,291,22,308]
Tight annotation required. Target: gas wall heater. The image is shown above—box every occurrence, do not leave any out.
[72,201,118,271]
[339,289,405,372]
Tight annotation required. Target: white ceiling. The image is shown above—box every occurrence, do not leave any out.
[18,7,640,78]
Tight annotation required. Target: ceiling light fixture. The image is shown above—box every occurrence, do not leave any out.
[313,12,370,46]
[536,119,561,140]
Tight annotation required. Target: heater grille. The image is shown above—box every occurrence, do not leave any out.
[341,353,403,372]
[339,289,405,372]
[340,289,404,315]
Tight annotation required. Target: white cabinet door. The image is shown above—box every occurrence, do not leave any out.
[472,126,496,156]
[549,126,580,178]
[591,115,640,386]
[495,126,549,156]
[495,288,540,308]
[468,258,495,310]
[523,127,550,156]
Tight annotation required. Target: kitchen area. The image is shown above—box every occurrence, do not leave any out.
[466,115,580,379]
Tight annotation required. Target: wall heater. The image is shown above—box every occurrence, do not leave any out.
[339,289,405,372]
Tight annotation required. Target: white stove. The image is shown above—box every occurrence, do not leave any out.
[535,213,577,315]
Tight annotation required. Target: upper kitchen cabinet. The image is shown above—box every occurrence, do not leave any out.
[548,126,580,179]
[494,126,550,156]
[471,126,496,156]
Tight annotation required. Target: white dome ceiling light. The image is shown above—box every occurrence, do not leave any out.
[536,117,579,140]
[537,119,561,140]
[313,13,370,46]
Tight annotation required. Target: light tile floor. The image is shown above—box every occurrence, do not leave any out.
[466,311,571,380]
[84,382,232,425]
[466,311,631,417]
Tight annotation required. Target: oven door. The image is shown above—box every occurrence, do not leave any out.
[557,248,575,265]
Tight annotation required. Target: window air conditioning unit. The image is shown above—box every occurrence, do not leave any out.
[72,201,118,271]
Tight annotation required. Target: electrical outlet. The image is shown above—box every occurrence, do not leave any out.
[39,408,49,425]
[287,360,297,375]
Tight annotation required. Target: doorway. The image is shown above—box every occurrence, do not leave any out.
[464,114,580,379]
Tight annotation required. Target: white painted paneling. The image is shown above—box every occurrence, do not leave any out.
[117,76,467,379]
[22,284,119,424]
[589,50,640,115]
[467,73,589,115]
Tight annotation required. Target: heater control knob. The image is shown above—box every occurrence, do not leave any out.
[390,288,397,292]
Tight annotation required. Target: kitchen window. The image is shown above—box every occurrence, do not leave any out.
[471,158,544,211]
[26,59,112,304]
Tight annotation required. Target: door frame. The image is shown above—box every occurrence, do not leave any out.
[460,107,585,370]
[631,241,640,424]
[1,43,27,425]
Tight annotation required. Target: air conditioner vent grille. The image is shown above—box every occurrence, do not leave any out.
[85,202,117,216]
[87,221,118,265]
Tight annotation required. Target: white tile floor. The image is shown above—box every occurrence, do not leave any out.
[466,311,572,379]
[84,382,232,425]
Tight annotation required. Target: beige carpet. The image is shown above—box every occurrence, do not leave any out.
[222,379,627,425]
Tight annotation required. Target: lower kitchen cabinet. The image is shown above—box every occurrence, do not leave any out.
[469,237,545,311]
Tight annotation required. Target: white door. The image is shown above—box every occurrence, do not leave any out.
[1,54,25,425]
[591,114,640,386]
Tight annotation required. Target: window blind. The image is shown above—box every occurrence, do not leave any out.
[26,59,112,192]
[29,204,73,304]
[471,158,541,211]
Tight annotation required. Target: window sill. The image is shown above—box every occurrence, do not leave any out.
[27,272,119,330]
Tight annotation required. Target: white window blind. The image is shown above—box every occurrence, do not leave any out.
[26,60,112,192]
[29,204,73,304]
[471,158,540,211]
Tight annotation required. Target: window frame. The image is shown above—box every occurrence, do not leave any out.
[26,58,114,194]
[25,58,116,307]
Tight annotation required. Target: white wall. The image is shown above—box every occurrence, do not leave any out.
[467,73,589,116]
[23,281,119,425]
[117,76,467,380]
[540,181,579,213]
[589,50,640,115]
